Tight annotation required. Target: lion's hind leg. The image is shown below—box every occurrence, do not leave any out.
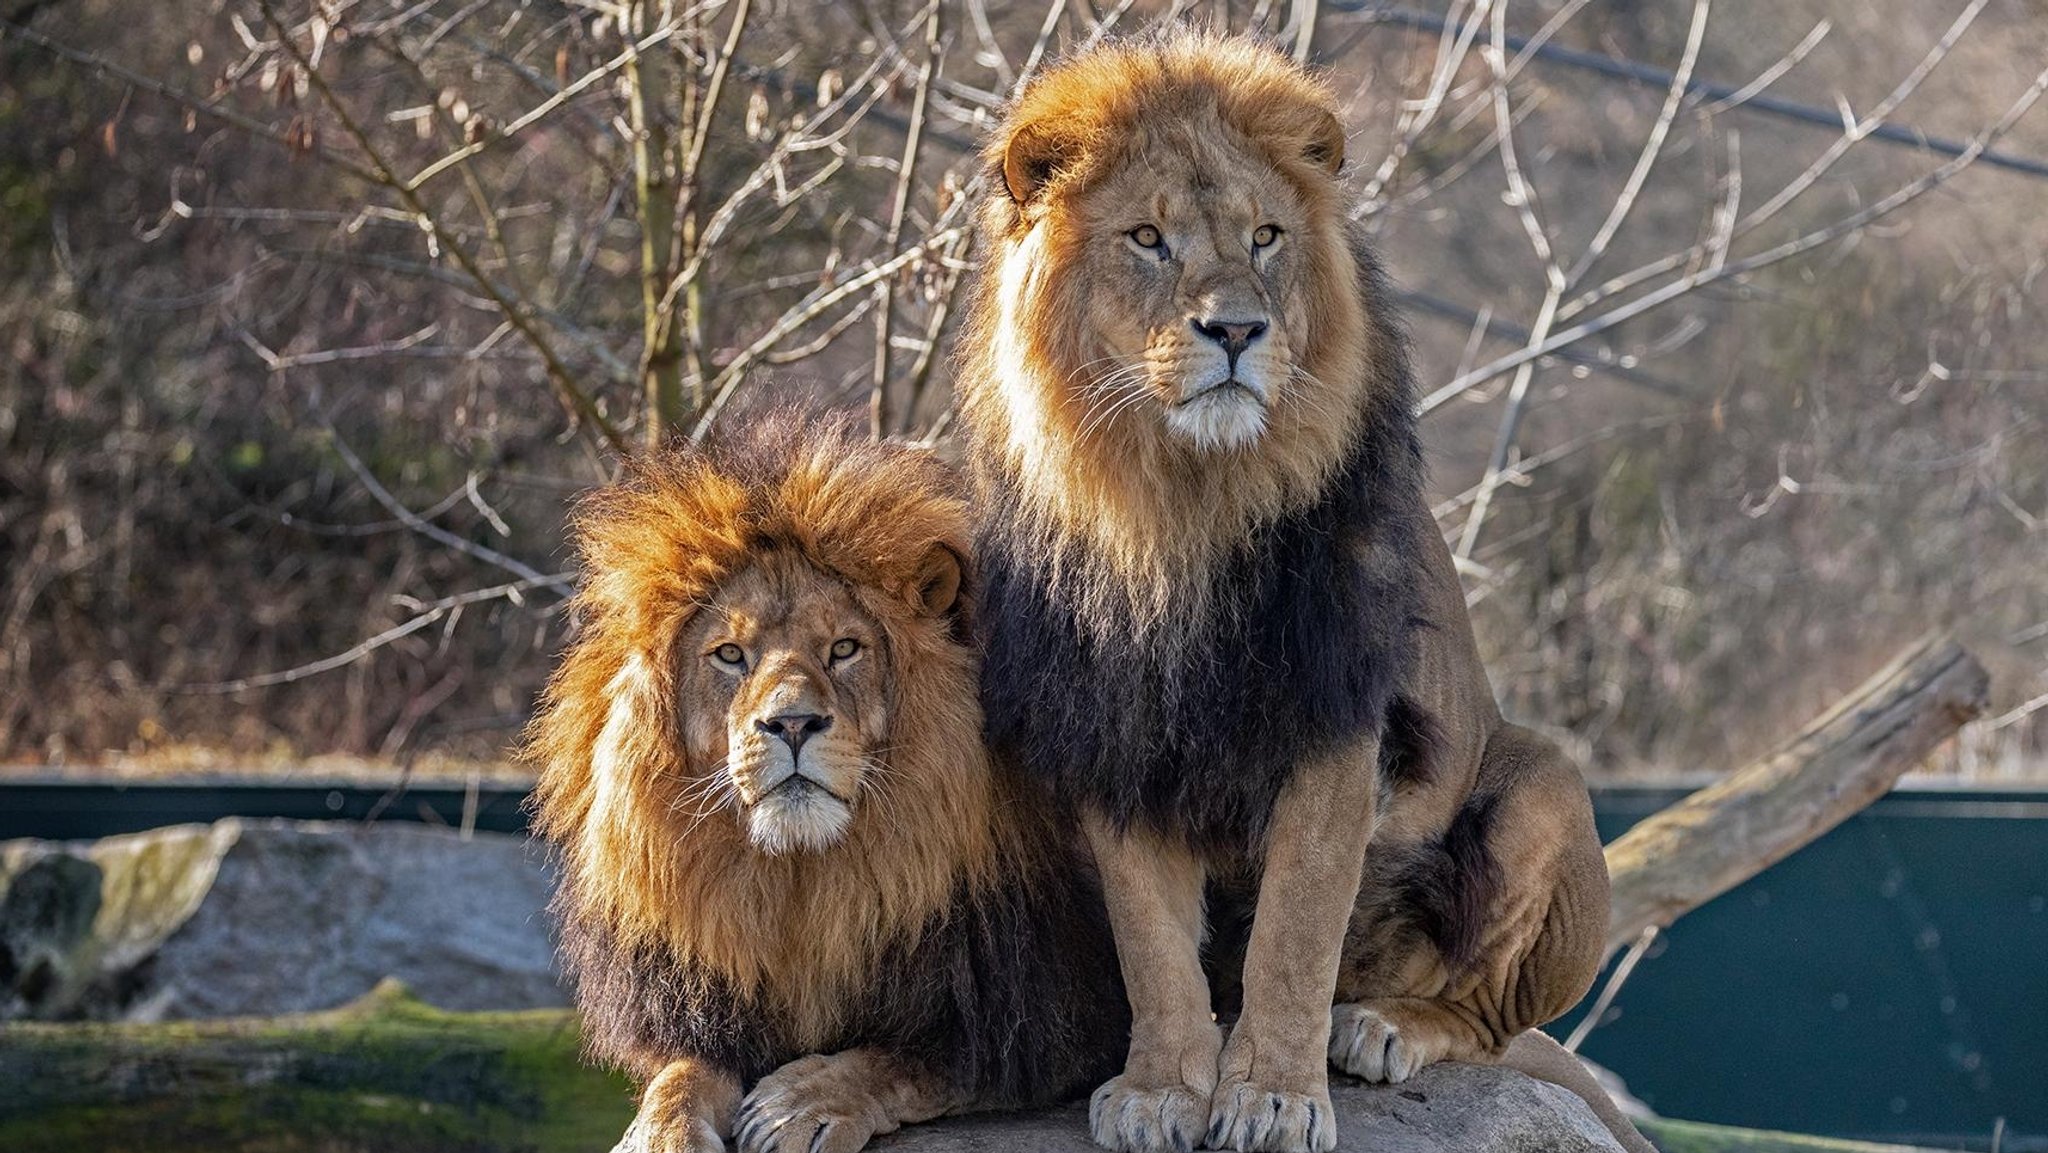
[1332,723,1609,1085]
[735,1049,957,1153]
[1327,997,1477,1084]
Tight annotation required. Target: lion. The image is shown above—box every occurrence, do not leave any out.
[525,422,1129,1153]
[956,31,1642,1153]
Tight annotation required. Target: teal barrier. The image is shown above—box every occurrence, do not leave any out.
[1559,785,2048,1151]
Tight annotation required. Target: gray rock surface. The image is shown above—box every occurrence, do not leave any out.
[871,1065,1625,1152]
[0,818,564,1020]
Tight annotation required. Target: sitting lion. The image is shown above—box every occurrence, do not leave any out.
[526,423,1128,1153]
[957,31,1629,1153]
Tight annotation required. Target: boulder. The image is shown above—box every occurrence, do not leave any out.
[0,818,564,1021]
[884,1065,1626,1152]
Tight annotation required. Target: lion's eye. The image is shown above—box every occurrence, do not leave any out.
[711,643,746,668]
[1128,225,1166,253]
[829,638,861,663]
[1252,224,1281,249]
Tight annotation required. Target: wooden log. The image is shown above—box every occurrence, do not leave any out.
[1601,633,1989,962]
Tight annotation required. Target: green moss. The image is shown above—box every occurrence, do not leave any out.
[0,981,633,1153]
[1640,1117,1943,1153]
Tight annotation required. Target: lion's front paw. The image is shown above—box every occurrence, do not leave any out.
[611,1112,726,1153]
[1088,1073,1213,1153]
[734,1056,888,1153]
[1202,1076,1335,1153]
[1201,1024,1336,1153]
[1328,1002,1441,1084]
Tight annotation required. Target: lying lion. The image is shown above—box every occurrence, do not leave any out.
[959,30,1624,1153]
[526,423,1128,1153]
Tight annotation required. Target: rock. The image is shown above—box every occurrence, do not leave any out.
[0,818,565,1021]
[0,982,1655,1153]
[874,1064,1625,1152]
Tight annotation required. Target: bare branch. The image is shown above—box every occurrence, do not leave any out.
[170,573,569,694]
[870,0,942,439]
[688,225,968,443]
[1566,0,1710,288]
[1353,0,1497,218]
[1422,59,2048,415]
[323,423,574,598]
[253,0,629,455]
[1454,8,1567,560]
[405,22,680,194]
[1699,18,1830,117]
[1734,0,1990,239]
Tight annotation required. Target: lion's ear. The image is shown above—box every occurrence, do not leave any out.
[910,544,965,619]
[1302,107,1345,175]
[1002,120,1078,204]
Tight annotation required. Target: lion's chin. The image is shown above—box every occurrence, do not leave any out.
[745,779,854,855]
[1164,382,1268,451]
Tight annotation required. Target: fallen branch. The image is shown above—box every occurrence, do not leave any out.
[1601,632,1989,962]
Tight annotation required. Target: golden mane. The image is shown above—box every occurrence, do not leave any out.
[526,425,994,1039]
[957,30,1398,631]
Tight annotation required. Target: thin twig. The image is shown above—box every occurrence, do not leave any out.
[1734,0,1991,239]
[1432,412,1696,521]
[870,0,942,439]
[404,22,680,193]
[895,228,975,436]
[1566,0,1710,288]
[1289,0,1320,63]
[1354,0,1496,218]
[323,422,574,598]
[1456,10,1565,559]
[689,225,968,442]
[1699,18,1830,116]
[170,574,568,694]
[1563,926,1658,1052]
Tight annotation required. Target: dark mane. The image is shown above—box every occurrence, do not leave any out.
[975,233,1433,852]
[559,803,1130,1102]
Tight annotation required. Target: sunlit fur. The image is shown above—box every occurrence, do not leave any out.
[526,423,1129,1113]
[960,29,1380,634]
[527,425,990,1039]
[957,37,1628,1149]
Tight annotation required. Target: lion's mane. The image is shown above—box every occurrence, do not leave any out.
[527,421,1127,1100]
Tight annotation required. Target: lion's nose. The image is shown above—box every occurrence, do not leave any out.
[1190,316,1268,360]
[756,712,832,756]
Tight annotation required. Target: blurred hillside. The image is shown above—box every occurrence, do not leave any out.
[1,0,2043,779]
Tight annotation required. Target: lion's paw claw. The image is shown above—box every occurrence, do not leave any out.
[1087,1074,1211,1153]
[1329,1003,1426,1084]
[735,1061,881,1153]
[1203,1078,1335,1153]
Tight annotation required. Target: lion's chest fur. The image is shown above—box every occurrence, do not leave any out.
[975,407,1432,852]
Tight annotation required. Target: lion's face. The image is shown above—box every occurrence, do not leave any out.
[1062,140,1321,452]
[675,549,897,856]
[976,34,1366,470]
